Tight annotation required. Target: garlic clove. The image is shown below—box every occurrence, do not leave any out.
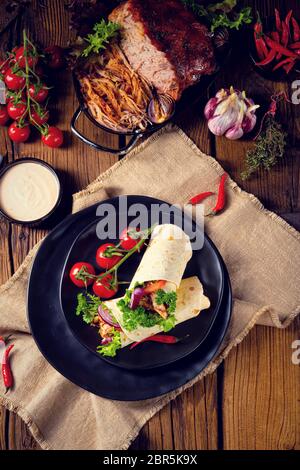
[204,97,218,120]
[225,125,244,140]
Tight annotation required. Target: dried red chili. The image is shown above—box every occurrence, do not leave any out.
[130,334,181,350]
[265,36,297,58]
[256,49,276,66]
[275,8,282,32]
[292,17,300,41]
[2,344,14,393]
[208,173,228,216]
[254,16,269,59]
[273,57,295,71]
[189,191,214,205]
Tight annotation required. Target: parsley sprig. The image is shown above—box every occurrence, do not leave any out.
[82,19,120,57]
[181,0,252,31]
[155,290,177,314]
[76,292,102,324]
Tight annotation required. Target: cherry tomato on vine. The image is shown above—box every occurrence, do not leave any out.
[69,262,95,288]
[28,83,48,103]
[120,227,144,250]
[7,100,27,120]
[30,107,49,125]
[8,122,30,142]
[4,68,26,91]
[0,107,9,126]
[0,59,10,76]
[41,126,63,148]
[15,46,38,69]
[45,45,64,69]
[92,274,118,299]
[96,243,122,270]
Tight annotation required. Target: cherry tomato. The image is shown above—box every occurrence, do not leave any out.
[96,243,122,270]
[41,126,63,148]
[69,262,95,288]
[0,59,10,76]
[7,100,27,120]
[92,274,118,299]
[120,227,144,250]
[4,68,26,91]
[0,106,9,126]
[15,46,38,69]
[45,45,64,69]
[28,83,48,103]
[144,280,167,294]
[30,107,49,125]
[8,121,30,142]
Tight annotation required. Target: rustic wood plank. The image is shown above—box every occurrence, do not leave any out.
[4,0,119,450]
[217,0,300,451]
[223,318,300,450]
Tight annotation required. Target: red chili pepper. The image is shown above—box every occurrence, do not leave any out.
[273,57,295,71]
[275,9,282,33]
[265,36,298,58]
[208,173,228,216]
[270,31,280,42]
[130,334,181,350]
[255,49,276,66]
[292,17,300,41]
[281,20,289,47]
[189,191,214,205]
[289,41,300,49]
[285,10,293,28]
[2,344,14,393]
[283,61,295,74]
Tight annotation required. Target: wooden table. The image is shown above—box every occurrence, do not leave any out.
[0,0,299,450]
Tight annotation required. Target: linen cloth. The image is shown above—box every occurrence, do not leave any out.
[0,125,299,450]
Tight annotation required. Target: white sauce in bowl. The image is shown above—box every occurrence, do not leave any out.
[0,161,60,222]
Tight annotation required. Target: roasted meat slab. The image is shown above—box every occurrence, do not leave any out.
[109,0,216,100]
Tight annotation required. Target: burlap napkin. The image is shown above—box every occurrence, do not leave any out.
[0,125,299,450]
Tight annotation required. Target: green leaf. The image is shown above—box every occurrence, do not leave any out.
[97,329,122,357]
[82,19,120,57]
[75,292,101,324]
[155,290,177,313]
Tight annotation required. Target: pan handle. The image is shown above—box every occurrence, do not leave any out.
[70,107,143,156]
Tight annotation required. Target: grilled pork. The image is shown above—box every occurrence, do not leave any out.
[109,0,216,100]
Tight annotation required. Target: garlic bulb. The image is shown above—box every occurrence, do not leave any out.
[204,87,260,140]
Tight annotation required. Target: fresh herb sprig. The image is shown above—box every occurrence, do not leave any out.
[155,290,177,314]
[82,19,120,57]
[181,0,252,31]
[117,288,177,333]
[241,115,287,180]
[76,292,102,324]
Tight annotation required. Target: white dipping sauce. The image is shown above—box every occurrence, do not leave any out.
[0,162,60,222]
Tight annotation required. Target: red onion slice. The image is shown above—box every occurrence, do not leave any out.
[101,337,112,346]
[98,305,120,328]
[129,287,145,310]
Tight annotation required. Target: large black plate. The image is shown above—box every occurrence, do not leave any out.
[60,197,224,370]
[27,196,232,400]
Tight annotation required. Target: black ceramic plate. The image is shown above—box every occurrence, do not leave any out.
[27,207,231,400]
[59,196,224,370]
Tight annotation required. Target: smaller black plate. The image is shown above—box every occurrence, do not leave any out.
[60,197,224,370]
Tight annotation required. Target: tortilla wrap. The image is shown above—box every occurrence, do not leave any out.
[107,276,210,344]
[129,224,192,292]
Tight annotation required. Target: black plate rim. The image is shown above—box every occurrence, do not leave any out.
[58,196,225,369]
